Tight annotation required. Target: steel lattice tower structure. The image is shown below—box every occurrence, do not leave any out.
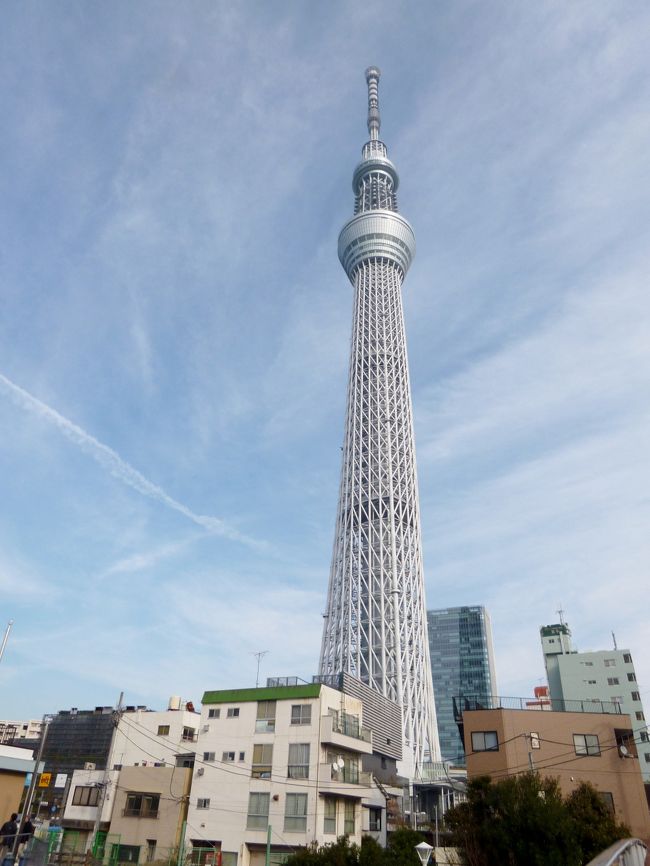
[319,68,440,775]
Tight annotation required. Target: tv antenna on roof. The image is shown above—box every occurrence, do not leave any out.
[252,650,269,688]
[556,605,565,626]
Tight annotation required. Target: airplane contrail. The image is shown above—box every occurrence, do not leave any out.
[0,372,257,546]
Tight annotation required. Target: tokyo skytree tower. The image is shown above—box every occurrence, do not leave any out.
[319,68,440,774]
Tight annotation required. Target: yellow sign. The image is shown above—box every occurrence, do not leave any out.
[38,772,51,788]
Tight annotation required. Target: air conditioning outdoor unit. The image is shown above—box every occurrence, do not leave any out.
[197,767,205,776]
[84,762,96,770]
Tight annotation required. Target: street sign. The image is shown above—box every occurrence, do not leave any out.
[54,774,67,789]
[38,772,52,787]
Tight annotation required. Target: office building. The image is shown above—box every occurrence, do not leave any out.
[427,606,497,765]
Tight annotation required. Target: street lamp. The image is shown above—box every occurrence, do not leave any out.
[415,841,434,866]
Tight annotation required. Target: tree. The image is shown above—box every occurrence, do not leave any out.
[446,774,584,866]
[565,782,630,863]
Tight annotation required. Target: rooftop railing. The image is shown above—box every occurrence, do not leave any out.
[453,695,623,721]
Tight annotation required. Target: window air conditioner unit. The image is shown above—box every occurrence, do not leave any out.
[202,725,210,733]
[84,762,96,770]
[197,767,204,776]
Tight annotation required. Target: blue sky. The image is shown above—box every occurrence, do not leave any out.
[2,2,649,719]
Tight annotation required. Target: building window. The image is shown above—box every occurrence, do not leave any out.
[72,786,100,807]
[573,734,600,756]
[203,752,215,762]
[604,659,616,667]
[368,807,382,832]
[256,701,276,733]
[324,799,336,834]
[623,653,632,663]
[584,680,597,685]
[471,731,498,752]
[247,793,270,830]
[611,696,623,705]
[639,732,649,743]
[222,752,235,762]
[157,725,170,736]
[328,751,359,783]
[645,754,650,764]
[631,691,641,701]
[291,705,312,726]
[607,678,619,686]
[146,841,157,862]
[284,794,308,832]
[344,801,355,835]
[636,711,645,721]
[252,744,273,778]
[208,709,220,719]
[182,727,196,741]
[197,799,210,810]
[239,752,245,762]
[529,732,540,750]
[598,793,615,815]
[288,744,310,779]
[124,793,160,819]
[112,846,140,864]
[176,755,194,768]
[226,708,240,718]
[627,672,636,682]
[580,661,594,667]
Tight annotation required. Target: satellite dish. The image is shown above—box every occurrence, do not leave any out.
[332,762,339,773]
[337,757,345,769]
[619,745,630,758]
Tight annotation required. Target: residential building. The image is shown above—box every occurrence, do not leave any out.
[427,606,497,766]
[0,743,43,819]
[186,678,400,866]
[541,623,650,780]
[0,719,43,744]
[39,699,198,827]
[319,67,440,776]
[62,765,191,862]
[454,695,650,843]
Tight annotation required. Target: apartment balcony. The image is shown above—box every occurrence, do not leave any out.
[320,714,373,755]
[318,762,373,796]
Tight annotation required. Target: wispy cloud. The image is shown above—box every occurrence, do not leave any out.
[0,372,259,546]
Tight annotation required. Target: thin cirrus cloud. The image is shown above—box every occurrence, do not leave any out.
[0,371,258,547]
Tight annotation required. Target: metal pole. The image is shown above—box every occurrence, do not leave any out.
[90,692,123,854]
[10,718,50,863]
[434,805,439,848]
[176,820,187,866]
[0,620,13,665]
[265,825,271,866]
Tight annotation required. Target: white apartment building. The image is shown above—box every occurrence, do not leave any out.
[186,680,394,866]
[0,718,43,743]
[541,623,650,780]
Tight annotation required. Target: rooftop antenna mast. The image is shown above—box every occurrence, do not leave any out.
[0,620,13,665]
[556,605,565,626]
[252,650,269,688]
[612,631,617,650]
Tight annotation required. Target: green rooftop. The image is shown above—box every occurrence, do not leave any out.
[202,683,322,705]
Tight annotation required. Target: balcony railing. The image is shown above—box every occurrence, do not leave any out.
[453,695,623,721]
[330,712,372,743]
[584,838,647,866]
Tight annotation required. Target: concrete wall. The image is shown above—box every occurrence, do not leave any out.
[0,771,25,820]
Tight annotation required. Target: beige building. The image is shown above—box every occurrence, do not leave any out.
[455,697,650,843]
[0,744,42,819]
[108,766,191,864]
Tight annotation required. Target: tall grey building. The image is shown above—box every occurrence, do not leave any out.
[427,606,497,765]
[319,68,440,777]
[541,622,650,780]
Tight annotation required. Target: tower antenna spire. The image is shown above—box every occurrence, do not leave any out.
[365,66,381,140]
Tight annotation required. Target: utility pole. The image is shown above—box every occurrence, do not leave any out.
[10,717,50,863]
[0,620,13,665]
[89,692,124,856]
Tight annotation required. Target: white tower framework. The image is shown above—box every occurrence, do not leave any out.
[319,68,440,775]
